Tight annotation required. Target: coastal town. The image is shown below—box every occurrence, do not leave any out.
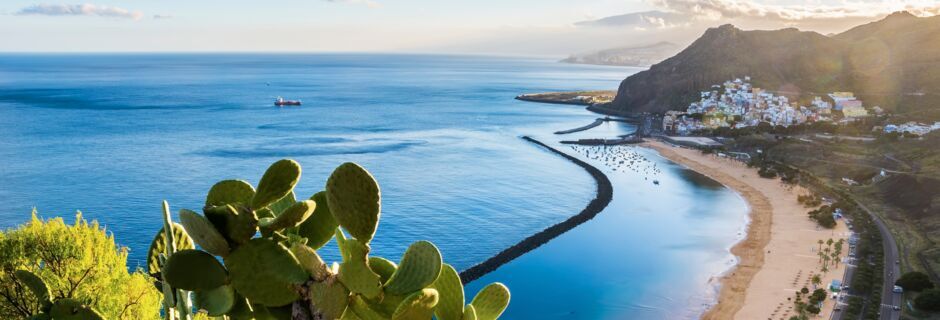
[662,77,864,134]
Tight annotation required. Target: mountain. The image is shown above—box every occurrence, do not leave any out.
[607,12,940,116]
[561,42,681,67]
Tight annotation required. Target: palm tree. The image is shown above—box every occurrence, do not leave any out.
[811,274,822,289]
[818,239,824,252]
[827,238,834,251]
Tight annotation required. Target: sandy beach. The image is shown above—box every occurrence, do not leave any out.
[643,140,850,320]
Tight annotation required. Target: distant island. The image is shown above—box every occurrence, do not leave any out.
[560,41,680,67]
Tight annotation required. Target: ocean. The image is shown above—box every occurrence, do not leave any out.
[0,53,746,319]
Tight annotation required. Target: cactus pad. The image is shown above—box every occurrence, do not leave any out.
[179,209,231,257]
[206,179,256,207]
[204,204,258,246]
[224,238,309,307]
[14,270,51,306]
[383,241,442,296]
[367,257,397,284]
[326,162,381,243]
[271,191,298,217]
[252,159,302,210]
[430,264,464,320]
[194,285,236,316]
[391,288,439,320]
[260,200,315,232]
[298,191,339,249]
[49,298,105,320]
[163,249,228,291]
[147,223,194,276]
[307,276,350,320]
[469,283,509,320]
[290,243,332,282]
[349,294,389,320]
[462,304,477,320]
[336,233,382,299]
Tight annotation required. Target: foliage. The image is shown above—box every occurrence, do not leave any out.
[915,288,940,311]
[0,212,162,319]
[896,271,936,292]
[807,205,837,229]
[808,288,827,305]
[150,159,510,320]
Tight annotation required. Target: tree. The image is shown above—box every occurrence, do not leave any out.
[914,288,940,311]
[812,274,822,288]
[818,239,824,252]
[801,287,810,294]
[896,271,936,292]
[809,288,827,304]
[0,212,161,319]
[805,304,821,315]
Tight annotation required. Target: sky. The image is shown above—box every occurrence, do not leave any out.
[2,0,939,55]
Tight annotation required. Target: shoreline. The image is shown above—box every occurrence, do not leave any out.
[644,140,850,320]
[458,136,613,284]
[642,140,773,319]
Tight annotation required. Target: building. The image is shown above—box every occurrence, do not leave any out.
[829,92,856,111]
[841,101,869,118]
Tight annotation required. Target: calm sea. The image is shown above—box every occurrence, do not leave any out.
[0,54,746,319]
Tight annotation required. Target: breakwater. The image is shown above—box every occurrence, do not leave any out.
[458,136,614,283]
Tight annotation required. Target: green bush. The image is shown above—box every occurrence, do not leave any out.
[896,271,935,292]
[915,289,940,312]
[0,212,161,319]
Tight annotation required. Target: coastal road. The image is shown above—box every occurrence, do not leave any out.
[854,200,902,320]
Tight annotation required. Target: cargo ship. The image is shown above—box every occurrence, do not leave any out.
[274,96,301,106]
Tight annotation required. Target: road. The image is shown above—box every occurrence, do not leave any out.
[856,200,902,320]
[829,199,901,320]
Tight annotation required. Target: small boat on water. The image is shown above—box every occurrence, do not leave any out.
[275,96,301,107]
[653,180,660,185]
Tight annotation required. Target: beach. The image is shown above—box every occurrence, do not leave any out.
[643,140,850,320]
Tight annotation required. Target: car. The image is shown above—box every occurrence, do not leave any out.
[893,305,901,311]
[896,259,900,264]
[893,285,904,293]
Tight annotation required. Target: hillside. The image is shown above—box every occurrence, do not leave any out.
[608,12,940,116]
[561,42,681,67]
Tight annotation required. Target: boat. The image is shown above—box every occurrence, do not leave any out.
[653,180,660,185]
[275,96,301,106]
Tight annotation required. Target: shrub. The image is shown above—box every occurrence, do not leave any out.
[915,288,940,311]
[896,271,936,292]
[0,212,161,319]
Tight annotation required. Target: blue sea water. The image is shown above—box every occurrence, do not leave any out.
[0,54,746,319]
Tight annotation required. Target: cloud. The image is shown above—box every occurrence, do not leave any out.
[153,14,173,19]
[649,0,940,21]
[325,0,381,9]
[16,3,143,20]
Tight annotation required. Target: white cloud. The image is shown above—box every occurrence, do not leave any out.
[325,0,382,9]
[16,3,143,20]
[650,0,940,21]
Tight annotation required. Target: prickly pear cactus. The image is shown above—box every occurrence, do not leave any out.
[179,209,231,256]
[147,222,193,277]
[384,241,442,296]
[298,191,339,249]
[149,159,510,320]
[326,162,381,243]
[206,179,255,207]
[252,159,302,210]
